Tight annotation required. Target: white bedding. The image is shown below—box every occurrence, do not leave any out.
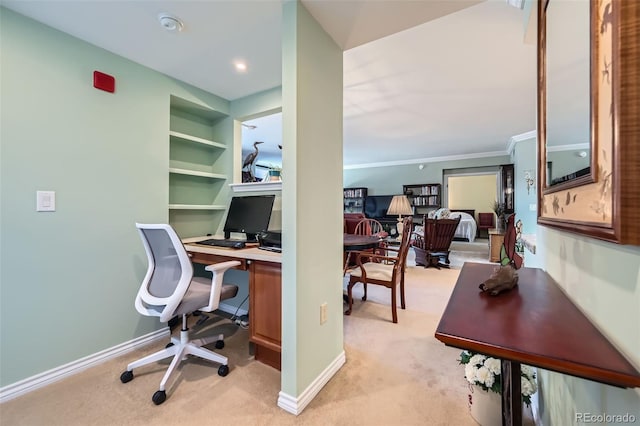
[449,212,477,242]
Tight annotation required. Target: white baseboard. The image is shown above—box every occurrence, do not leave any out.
[0,328,169,403]
[0,308,244,404]
[277,350,346,415]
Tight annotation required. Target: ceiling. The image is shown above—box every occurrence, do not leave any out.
[1,0,538,168]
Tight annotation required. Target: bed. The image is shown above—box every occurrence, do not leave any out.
[449,210,477,242]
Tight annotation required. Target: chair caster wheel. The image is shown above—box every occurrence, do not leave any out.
[215,340,224,349]
[120,370,134,383]
[165,342,174,348]
[152,390,166,405]
[218,365,229,377]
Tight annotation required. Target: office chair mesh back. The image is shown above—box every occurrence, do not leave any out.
[140,228,192,298]
[136,226,196,322]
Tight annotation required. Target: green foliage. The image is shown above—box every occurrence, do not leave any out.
[491,201,505,218]
[500,245,510,266]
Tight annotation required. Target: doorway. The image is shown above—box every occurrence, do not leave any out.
[444,169,500,223]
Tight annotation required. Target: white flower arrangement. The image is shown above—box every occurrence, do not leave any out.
[459,351,538,406]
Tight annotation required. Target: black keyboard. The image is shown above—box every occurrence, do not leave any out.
[196,239,246,249]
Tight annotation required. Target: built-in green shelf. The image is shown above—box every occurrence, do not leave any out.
[169,131,226,149]
[169,204,227,210]
[169,168,227,180]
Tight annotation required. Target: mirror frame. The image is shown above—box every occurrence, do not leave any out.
[537,0,640,245]
[539,0,597,193]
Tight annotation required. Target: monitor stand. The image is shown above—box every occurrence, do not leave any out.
[224,231,256,242]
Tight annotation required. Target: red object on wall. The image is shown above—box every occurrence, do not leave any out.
[93,71,115,93]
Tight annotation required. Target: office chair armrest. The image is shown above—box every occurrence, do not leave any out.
[204,260,241,273]
[202,260,241,312]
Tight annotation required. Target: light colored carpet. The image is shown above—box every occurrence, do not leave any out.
[1,252,498,426]
[448,239,492,269]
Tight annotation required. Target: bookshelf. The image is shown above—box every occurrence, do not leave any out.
[343,187,367,213]
[402,183,441,214]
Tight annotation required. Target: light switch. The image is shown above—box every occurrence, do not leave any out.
[529,203,536,211]
[37,191,56,212]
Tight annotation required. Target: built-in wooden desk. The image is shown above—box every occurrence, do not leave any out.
[183,238,282,370]
[435,262,640,426]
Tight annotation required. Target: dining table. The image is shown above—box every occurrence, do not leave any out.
[343,233,384,252]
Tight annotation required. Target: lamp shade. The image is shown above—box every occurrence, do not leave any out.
[387,195,413,216]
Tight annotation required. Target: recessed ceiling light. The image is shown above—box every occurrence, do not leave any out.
[234,61,247,73]
[158,13,184,32]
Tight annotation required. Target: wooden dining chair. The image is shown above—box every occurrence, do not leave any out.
[345,216,412,323]
[353,218,385,236]
[477,212,495,238]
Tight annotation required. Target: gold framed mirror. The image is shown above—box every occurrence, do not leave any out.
[537,0,640,245]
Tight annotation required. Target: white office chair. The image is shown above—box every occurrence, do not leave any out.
[120,223,240,405]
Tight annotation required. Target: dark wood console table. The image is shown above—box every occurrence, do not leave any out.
[435,262,640,426]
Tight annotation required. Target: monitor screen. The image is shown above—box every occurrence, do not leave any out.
[364,195,394,219]
[224,195,275,241]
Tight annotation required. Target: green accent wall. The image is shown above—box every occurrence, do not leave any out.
[281,0,344,396]
[0,8,231,386]
[1,2,347,407]
[512,136,538,236]
[537,228,640,424]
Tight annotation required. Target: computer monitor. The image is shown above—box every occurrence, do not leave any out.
[223,195,275,241]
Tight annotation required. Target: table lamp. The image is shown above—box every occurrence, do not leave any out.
[387,195,413,239]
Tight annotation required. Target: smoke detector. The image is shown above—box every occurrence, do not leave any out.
[158,13,184,32]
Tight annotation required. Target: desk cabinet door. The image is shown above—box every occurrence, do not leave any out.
[249,261,282,352]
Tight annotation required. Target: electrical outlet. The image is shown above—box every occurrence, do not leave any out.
[320,302,328,324]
